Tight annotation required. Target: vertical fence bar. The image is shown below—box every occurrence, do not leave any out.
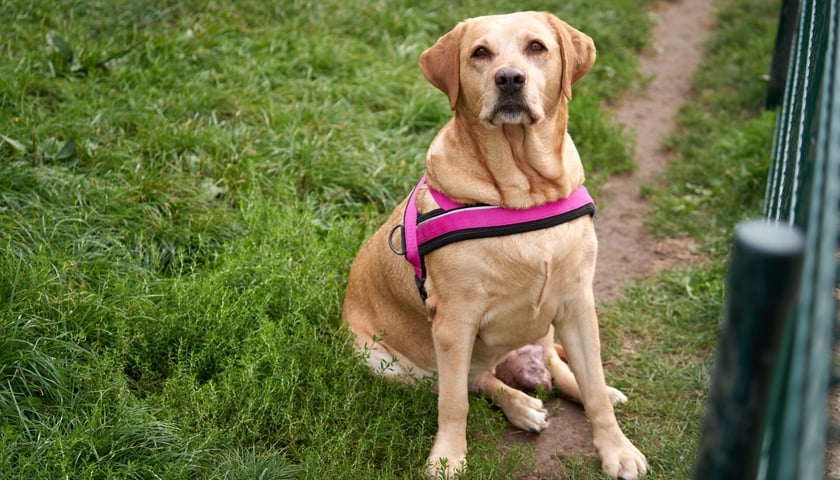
[766,0,800,110]
[693,221,804,480]
[765,0,811,222]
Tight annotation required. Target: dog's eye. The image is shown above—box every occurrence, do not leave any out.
[472,47,490,58]
[528,41,546,52]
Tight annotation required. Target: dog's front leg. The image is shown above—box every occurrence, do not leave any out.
[555,296,648,479]
[426,308,477,479]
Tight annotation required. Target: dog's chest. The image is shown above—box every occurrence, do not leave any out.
[433,224,587,348]
[479,253,566,347]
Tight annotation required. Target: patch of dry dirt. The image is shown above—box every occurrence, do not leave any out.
[505,1,716,477]
[594,0,714,301]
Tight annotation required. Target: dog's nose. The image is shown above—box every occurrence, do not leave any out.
[495,67,526,94]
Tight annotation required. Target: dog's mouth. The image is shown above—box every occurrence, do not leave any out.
[487,97,536,126]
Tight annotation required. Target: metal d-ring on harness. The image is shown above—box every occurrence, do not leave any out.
[390,173,597,301]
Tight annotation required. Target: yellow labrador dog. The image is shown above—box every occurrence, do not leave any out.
[342,11,647,479]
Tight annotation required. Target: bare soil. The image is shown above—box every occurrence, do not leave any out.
[505,1,716,477]
[594,0,714,301]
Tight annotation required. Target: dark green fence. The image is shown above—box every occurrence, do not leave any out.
[695,0,839,478]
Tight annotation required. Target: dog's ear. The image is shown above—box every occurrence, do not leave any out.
[419,22,466,110]
[545,13,596,101]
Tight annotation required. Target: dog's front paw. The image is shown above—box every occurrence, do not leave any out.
[426,454,466,479]
[596,433,648,479]
[606,386,628,406]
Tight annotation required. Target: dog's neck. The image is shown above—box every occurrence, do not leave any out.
[425,111,585,209]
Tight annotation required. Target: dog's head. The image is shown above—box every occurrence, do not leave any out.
[419,11,595,128]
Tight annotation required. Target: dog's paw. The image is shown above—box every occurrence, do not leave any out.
[498,390,549,432]
[596,433,648,479]
[426,454,466,479]
[606,386,628,406]
[516,402,550,432]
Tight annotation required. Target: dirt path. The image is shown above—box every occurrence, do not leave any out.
[506,1,716,477]
[593,0,714,300]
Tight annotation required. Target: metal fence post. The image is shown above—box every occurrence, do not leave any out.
[693,221,804,480]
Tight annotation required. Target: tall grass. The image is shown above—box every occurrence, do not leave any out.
[1,0,650,478]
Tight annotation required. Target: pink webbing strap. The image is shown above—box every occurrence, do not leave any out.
[419,184,594,246]
[399,174,595,301]
[402,173,426,281]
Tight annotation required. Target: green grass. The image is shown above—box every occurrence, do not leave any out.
[0,0,779,478]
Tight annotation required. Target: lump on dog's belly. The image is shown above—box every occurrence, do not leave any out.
[494,344,552,392]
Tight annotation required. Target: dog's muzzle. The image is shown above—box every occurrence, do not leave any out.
[488,67,534,124]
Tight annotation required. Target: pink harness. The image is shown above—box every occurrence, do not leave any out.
[390,174,596,300]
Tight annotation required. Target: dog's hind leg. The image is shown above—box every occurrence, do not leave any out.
[471,370,549,432]
[537,328,582,401]
[350,329,430,383]
[537,329,628,406]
